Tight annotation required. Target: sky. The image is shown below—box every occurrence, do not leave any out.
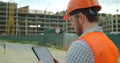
[1,0,120,14]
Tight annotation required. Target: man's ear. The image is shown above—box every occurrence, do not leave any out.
[78,12,85,24]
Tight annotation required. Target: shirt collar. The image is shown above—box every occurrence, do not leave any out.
[80,26,103,37]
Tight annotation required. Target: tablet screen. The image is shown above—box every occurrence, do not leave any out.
[32,46,55,63]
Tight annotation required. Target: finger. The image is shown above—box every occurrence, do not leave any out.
[37,61,42,63]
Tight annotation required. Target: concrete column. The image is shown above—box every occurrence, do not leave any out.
[111,14,114,33]
[116,14,118,33]
[6,3,8,35]
[25,15,28,36]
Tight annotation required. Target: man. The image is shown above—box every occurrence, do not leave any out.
[38,0,119,63]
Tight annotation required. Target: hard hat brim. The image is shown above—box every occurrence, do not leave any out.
[63,14,70,21]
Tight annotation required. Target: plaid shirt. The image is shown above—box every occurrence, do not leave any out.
[65,26,103,63]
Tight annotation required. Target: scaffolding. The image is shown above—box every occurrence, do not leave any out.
[7,2,15,35]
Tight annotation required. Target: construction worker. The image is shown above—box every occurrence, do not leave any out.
[38,0,119,63]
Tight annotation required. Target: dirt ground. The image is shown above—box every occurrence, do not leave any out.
[0,42,120,63]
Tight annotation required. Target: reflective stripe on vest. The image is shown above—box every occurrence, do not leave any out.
[79,32,119,63]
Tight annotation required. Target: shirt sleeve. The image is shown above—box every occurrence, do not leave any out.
[65,39,94,63]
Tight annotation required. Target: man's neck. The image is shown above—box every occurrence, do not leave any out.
[83,23,98,32]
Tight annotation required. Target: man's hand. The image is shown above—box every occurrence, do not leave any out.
[54,58,60,63]
[37,58,60,63]
[37,61,42,63]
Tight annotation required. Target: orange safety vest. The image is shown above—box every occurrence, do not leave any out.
[79,32,119,63]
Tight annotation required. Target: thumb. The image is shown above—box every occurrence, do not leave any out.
[37,61,43,63]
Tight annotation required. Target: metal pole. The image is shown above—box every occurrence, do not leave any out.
[3,42,6,51]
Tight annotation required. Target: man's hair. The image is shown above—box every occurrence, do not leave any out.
[69,6,99,22]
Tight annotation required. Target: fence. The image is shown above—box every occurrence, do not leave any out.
[0,33,120,51]
[107,34,120,51]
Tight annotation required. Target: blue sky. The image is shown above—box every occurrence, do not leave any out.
[2,0,120,14]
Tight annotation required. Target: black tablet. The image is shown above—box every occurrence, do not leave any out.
[32,46,55,63]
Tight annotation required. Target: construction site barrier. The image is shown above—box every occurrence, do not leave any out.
[0,33,119,51]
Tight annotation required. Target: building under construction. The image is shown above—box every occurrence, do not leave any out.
[0,1,74,35]
[0,1,120,36]
[99,14,120,34]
